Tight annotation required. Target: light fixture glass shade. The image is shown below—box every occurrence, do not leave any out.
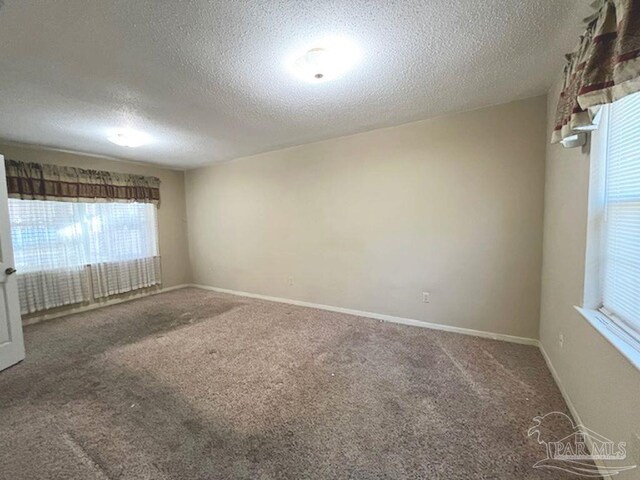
[289,38,360,83]
[294,48,332,80]
[107,129,150,148]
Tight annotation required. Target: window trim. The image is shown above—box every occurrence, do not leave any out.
[575,307,640,371]
[579,102,640,371]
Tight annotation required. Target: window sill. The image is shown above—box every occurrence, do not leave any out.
[575,306,640,372]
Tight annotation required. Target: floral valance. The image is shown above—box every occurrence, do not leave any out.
[4,159,161,205]
[552,0,640,143]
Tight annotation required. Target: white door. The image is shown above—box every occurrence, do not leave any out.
[0,155,25,371]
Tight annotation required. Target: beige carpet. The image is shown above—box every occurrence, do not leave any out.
[0,287,584,479]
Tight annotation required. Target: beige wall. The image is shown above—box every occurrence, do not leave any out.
[540,84,640,473]
[185,96,547,339]
[0,143,191,308]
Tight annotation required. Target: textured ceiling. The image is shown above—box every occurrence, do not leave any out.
[0,0,591,168]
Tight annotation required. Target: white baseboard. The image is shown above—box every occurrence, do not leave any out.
[539,343,614,480]
[538,343,584,427]
[22,284,191,326]
[188,283,539,346]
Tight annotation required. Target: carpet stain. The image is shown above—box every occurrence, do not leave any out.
[0,288,595,479]
[434,337,490,400]
[480,348,538,396]
[62,432,111,480]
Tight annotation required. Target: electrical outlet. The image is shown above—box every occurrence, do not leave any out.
[559,333,564,349]
[288,275,294,286]
[422,292,430,303]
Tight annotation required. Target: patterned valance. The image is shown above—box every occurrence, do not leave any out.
[552,0,640,143]
[4,159,161,205]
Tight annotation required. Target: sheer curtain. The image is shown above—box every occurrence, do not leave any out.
[8,200,161,314]
[83,202,161,298]
[9,200,90,314]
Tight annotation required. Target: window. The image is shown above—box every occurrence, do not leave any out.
[9,200,159,272]
[583,91,640,368]
[600,94,640,337]
[8,199,161,314]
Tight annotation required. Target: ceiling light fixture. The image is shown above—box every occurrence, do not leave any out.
[289,38,360,83]
[107,129,150,148]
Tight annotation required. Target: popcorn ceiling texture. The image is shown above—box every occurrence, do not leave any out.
[0,0,591,168]
[0,288,586,479]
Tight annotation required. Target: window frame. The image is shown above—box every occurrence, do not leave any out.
[579,101,640,371]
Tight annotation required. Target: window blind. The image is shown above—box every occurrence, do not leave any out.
[602,92,640,335]
[9,200,159,271]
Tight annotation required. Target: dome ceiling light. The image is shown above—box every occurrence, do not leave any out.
[289,38,360,83]
[107,129,151,148]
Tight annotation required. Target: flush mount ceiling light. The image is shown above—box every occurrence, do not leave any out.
[107,129,150,148]
[289,38,360,83]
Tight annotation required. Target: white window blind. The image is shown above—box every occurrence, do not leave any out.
[9,200,159,269]
[601,92,640,336]
[8,199,160,313]
[9,200,87,273]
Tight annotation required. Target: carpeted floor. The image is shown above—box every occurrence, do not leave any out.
[0,287,585,479]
